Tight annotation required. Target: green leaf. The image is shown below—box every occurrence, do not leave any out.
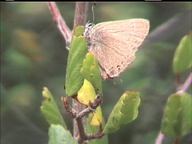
[161,93,192,137]
[103,91,140,134]
[86,115,108,144]
[173,33,192,74]
[81,53,102,94]
[41,87,67,128]
[48,124,77,144]
[65,26,88,97]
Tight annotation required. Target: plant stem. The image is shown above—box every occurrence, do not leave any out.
[47,2,72,49]
[177,73,192,93]
[62,95,103,143]
[155,132,164,144]
[73,2,89,29]
[72,2,89,142]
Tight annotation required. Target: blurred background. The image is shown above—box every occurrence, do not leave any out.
[1,2,191,144]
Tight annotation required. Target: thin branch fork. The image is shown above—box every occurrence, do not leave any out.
[61,95,104,143]
[62,94,102,119]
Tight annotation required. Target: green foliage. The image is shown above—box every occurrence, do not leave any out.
[80,53,102,94]
[41,87,67,128]
[103,91,140,134]
[161,93,192,137]
[65,26,88,97]
[48,124,77,144]
[12,29,43,62]
[172,33,192,74]
[5,84,37,112]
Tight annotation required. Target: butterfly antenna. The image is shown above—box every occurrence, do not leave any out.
[91,2,96,23]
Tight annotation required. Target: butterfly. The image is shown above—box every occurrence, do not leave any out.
[84,19,150,80]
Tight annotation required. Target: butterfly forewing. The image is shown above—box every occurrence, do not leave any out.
[87,19,150,79]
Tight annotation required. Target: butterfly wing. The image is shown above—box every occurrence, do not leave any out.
[88,19,150,79]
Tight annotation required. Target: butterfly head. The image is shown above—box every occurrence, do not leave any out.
[84,22,95,47]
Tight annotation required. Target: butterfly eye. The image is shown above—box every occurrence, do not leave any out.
[84,23,94,37]
[85,22,94,28]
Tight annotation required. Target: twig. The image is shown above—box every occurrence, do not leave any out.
[75,94,103,144]
[73,2,89,29]
[177,72,192,94]
[72,2,89,142]
[77,94,103,118]
[85,132,104,141]
[76,116,86,144]
[61,97,77,118]
[47,2,72,49]
[155,73,192,144]
[155,132,164,144]
[61,97,86,144]
[62,94,103,144]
